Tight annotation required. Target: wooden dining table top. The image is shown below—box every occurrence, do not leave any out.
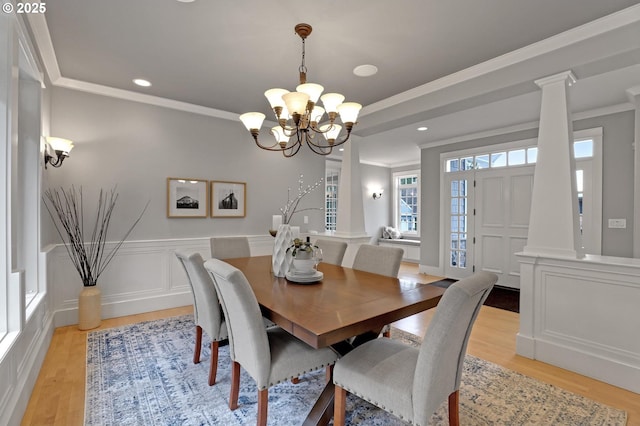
[225,255,445,349]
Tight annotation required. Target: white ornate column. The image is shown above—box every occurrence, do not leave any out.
[336,135,367,238]
[320,135,369,266]
[627,85,640,258]
[523,70,583,258]
[518,70,580,359]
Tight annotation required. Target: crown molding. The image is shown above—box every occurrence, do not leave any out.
[55,77,238,120]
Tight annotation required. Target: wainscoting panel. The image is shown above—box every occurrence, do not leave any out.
[517,253,640,393]
[50,235,275,327]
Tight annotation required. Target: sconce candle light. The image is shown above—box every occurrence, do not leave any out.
[373,189,384,200]
[44,137,74,169]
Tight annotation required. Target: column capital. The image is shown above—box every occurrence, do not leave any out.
[626,85,640,103]
[534,70,577,89]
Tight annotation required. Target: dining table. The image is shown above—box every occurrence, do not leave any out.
[225,255,445,426]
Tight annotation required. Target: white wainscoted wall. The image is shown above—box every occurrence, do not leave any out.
[50,235,275,327]
[516,253,640,394]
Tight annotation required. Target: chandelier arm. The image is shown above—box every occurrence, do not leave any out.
[252,135,301,152]
[305,141,334,156]
[282,142,303,158]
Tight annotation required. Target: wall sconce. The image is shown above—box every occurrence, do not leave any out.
[44,137,74,169]
[372,189,384,200]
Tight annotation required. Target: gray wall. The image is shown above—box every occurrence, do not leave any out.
[420,110,635,268]
[360,163,392,237]
[46,87,326,242]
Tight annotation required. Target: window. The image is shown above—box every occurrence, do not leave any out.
[325,165,339,231]
[393,171,420,235]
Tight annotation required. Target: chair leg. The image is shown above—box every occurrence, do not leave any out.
[334,385,347,426]
[208,341,219,386]
[382,330,391,338]
[448,390,460,426]
[291,377,300,384]
[230,361,240,410]
[193,325,203,364]
[325,364,333,383]
[257,389,268,426]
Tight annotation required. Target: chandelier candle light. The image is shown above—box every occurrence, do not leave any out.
[239,23,362,157]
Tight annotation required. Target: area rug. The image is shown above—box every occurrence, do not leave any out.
[85,315,627,425]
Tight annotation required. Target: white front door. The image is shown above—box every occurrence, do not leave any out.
[474,167,533,288]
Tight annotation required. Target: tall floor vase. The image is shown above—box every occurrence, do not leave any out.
[272,224,293,277]
[78,286,102,330]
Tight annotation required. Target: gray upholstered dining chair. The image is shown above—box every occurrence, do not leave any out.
[175,249,228,386]
[204,258,339,426]
[333,271,498,426]
[314,238,348,266]
[210,236,251,259]
[352,244,404,278]
[352,244,404,337]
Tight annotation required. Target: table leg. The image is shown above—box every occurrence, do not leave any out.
[302,331,381,425]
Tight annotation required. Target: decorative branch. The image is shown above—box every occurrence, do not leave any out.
[43,186,148,287]
[280,174,324,224]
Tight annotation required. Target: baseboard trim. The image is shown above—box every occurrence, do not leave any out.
[53,291,193,328]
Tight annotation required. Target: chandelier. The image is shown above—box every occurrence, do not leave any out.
[239,23,362,158]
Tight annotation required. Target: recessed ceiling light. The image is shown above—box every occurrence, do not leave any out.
[339,148,344,152]
[353,64,378,77]
[417,126,428,131]
[176,0,195,2]
[133,78,151,87]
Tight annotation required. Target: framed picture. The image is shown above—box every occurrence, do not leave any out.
[211,181,246,218]
[166,177,208,218]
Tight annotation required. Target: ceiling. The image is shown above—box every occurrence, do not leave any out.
[30,0,640,167]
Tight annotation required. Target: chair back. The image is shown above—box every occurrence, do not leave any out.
[210,236,251,259]
[352,244,404,277]
[204,258,271,384]
[175,250,224,340]
[412,271,497,424]
[314,239,348,266]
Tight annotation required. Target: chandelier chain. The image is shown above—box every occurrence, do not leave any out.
[299,38,307,82]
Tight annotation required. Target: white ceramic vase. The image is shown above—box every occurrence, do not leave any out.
[272,224,293,277]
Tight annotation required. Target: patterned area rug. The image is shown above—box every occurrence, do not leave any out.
[85,315,627,425]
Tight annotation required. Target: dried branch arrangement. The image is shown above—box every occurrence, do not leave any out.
[43,186,148,287]
[280,174,324,224]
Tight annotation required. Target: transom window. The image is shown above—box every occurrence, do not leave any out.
[445,140,593,172]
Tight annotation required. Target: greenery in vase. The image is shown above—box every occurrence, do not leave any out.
[43,186,148,287]
[280,174,324,224]
[287,238,318,258]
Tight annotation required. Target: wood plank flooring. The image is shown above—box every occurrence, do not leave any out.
[21,264,639,425]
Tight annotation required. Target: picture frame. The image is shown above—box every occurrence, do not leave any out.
[166,177,208,218]
[211,181,246,218]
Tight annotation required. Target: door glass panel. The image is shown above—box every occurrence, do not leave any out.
[449,179,468,269]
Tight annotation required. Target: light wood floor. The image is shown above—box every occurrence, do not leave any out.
[22,264,639,425]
